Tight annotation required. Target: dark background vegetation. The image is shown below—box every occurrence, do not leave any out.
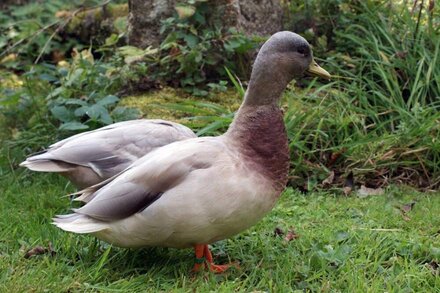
[0,0,439,190]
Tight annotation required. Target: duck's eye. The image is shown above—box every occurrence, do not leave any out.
[297,46,309,56]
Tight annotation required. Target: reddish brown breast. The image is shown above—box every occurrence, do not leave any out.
[226,104,290,192]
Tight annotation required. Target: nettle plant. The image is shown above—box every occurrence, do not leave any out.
[46,50,140,131]
[155,0,257,95]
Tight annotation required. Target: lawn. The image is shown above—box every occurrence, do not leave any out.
[0,2,439,291]
[1,171,439,292]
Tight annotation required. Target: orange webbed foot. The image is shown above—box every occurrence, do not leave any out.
[191,244,239,273]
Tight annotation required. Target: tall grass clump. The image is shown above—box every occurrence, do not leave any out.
[284,1,440,190]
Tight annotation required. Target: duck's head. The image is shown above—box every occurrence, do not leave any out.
[245,31,330,105]
[256,31,330,80]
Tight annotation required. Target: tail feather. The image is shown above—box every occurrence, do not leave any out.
[20,159,74,172]
[71,171,120,203]
[53,213,108,234]
[20,152,74,172]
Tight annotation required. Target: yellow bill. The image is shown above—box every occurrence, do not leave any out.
[306,59,331,80]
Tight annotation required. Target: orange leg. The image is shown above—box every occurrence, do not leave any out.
[192,244,239,273]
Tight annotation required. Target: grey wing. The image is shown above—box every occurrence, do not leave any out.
[22,119,197,178]
[73,138,218,222]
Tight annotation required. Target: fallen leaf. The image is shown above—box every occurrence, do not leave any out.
[327,149,346,167]
[395,51,408,59]
[322,171,335,186]
[357,185,384,198]
[273,227,284,237]
[401,213,411,221]
[401,202,416,213]
[284,228,299,242]
[24,242,56,259]
[55,10,72,18]
[343,186,352,196]
[396,201,416,221]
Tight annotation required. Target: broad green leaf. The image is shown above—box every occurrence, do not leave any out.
[74,106,89,117]
[64,99,87,106]
[99,108,113,125]
[59,121,89,131]
[86,104,107,121]
[50,105,73,122]
[97,95,119,106]
[184,34,198,48]
[113,16,127,34]
[104,34,119,47]
[118,46,145,57]
[112,107,141,121]
[65,68,84,87]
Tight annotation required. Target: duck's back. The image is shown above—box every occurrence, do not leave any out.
[20,119,196,187]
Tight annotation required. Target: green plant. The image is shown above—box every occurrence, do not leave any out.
[1,54,141,148]
[46,51,140,131]
[0,0,129,68]
[123,0,259,96]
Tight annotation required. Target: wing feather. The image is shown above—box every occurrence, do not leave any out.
[72,138,219,222]
[21,119,196,179]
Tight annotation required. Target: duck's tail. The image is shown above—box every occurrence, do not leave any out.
[53,213,108,234]
[20,152,73,172]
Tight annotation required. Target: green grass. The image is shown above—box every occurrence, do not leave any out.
[1,171,439,292]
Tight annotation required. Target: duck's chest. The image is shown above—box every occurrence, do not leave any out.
[230,107,290,192]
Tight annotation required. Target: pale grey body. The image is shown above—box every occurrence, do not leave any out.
[20,119,196,188]
[53,32,330,250]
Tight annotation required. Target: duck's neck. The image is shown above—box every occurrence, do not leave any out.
[225,100,290,192]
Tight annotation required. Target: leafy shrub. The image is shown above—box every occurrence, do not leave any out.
[46,50,140,131]
[0,0,128,69]
[1,51,140,141]
[121,0,259,96]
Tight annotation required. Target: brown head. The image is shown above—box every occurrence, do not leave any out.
[244,31,330,106]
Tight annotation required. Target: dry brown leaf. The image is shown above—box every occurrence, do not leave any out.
[357,185,384,198]
[284,228,299,242]
[327,149,346,167]
[24,242,56,259]
[401,213,411,221]
[322,171,335,186]
[401,202,416,213]
[343,186,352,196]
[396,201,416,221]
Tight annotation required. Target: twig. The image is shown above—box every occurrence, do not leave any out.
[0,20,61,58]
[354,228,403,232]
[0,0,111,61]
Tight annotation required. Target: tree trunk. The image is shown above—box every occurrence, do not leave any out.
[128,0,284,48]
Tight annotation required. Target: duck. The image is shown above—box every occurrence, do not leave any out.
[53,31,330,273]
[20,119,196,188]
